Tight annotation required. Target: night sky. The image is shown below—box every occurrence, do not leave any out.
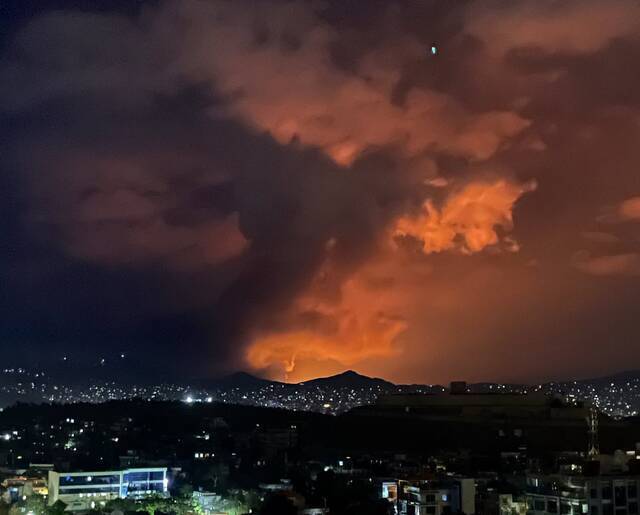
[2,0,640,384]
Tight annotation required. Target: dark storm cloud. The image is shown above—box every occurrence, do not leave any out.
[2,0,640,383]
[0,2,404,375]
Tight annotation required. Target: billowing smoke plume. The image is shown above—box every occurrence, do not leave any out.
[3,0,640,382]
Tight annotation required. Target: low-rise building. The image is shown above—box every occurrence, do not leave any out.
[1,475,48,503]
[381,477,475,515]
[47,467,168,511]
[526,473,640,515]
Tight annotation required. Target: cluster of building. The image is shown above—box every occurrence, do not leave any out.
[3,448,640,515]
[0,466,167,511]
[3,367,640,418]
[0,380,639,514]
[524,452,640,515]
[380,477,476,515]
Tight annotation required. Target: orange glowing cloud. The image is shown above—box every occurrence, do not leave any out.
[170,1,531,166]
[247,314,406,381]
[33,154,249,269]
[394,178,537,255]
[619,196,640,221]
[220,83,530,166]
[597,195,640,223]
[246,247,412,381]
[161,1,545,380]
[246,177,538,379]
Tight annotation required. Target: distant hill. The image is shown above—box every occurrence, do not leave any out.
[198,369,395,391]
[214,371,283,388]
[299,370,395,389]
[196,368,640,394]
[575,369,640,385]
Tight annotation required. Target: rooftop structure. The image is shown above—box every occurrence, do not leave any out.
[373,383,588,422]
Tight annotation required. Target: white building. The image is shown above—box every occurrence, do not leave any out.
[526,474,640,515]
[48,468,168,511]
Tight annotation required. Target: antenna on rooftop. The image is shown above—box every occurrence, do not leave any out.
[587,406,599,458]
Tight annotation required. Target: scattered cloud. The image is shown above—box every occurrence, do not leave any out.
[574,251,640,276]
[581,231,620,244]
[597,195,640,223]
[468,0,640,56]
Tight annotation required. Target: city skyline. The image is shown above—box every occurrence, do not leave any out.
[2,0,640,385]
